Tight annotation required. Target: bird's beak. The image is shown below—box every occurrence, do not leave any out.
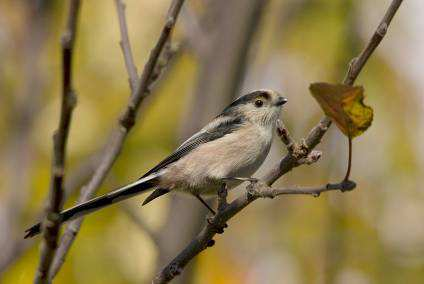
[275,96,288,106]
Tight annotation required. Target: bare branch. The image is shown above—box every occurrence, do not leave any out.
[48,0,186,279]
[297,150,322,165]
[276,119,322,166]
[153,1,404,282]
[33,1,80,283]
[2,153,98,273]
[344,0,404,85]
[276,119,296,152]
[264,117,332,185]
[115,0,138,91]
[246,180,356,199]
[148,41,177,92]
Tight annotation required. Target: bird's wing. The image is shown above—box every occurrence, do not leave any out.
[140,116,244,178]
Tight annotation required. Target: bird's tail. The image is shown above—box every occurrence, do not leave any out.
[24,174,160,239]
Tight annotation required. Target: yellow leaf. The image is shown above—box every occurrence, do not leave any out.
[309,82,373,138]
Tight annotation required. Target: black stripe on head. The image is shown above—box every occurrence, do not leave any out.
[220,90,270,117]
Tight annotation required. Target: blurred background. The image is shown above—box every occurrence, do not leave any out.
[1,0,423,283]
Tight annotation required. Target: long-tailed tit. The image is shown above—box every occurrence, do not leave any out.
[25,90,287,238]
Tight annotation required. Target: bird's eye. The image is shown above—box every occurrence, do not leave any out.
[254,99,263,107]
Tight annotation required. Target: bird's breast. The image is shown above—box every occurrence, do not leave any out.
[160,124,273,194]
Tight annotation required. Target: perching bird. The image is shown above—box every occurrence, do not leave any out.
[25,90,287,238]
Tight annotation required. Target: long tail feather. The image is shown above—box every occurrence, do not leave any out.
[24,174,159,239]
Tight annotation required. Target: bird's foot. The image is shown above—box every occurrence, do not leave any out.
[217,182,229,211]
[203,182,230,234]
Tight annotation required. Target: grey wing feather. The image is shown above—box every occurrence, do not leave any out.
[140,116,244,178]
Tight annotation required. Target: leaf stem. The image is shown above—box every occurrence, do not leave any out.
[343,136,352,181]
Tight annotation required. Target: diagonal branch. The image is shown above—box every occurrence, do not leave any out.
[265,0,404,185]
[343,0,404,86]
[47,0,186,280]
[153,0,404,283]
[34,1,81,283]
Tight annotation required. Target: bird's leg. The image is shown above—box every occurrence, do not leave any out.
[194,194,216,215]
[206,182,229,234]
[217,182,229,211]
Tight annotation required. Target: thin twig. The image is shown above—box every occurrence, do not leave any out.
[276,119,322,165]
[115,0,138,91]
[246,180,356,199]
[34,1,80,283]
[48,0,185,280]
[276,119,295,152]
[153,1,404,282]
[343,0,404,86]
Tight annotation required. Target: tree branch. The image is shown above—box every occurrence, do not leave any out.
[48,0,186,280]
[344,0,404,86]
[2,153,99,273]
[115,0,138,91]
[246,180,356,199]
[153,0,404,282]
[34,1,81,283]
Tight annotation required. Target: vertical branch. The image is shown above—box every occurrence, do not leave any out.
[48,0,185,279]
[115,0,138,91]
[34,1,81,283]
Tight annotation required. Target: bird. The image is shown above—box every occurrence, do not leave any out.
[24,89,287,238]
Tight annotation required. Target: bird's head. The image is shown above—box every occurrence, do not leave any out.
[221,89,287,126]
